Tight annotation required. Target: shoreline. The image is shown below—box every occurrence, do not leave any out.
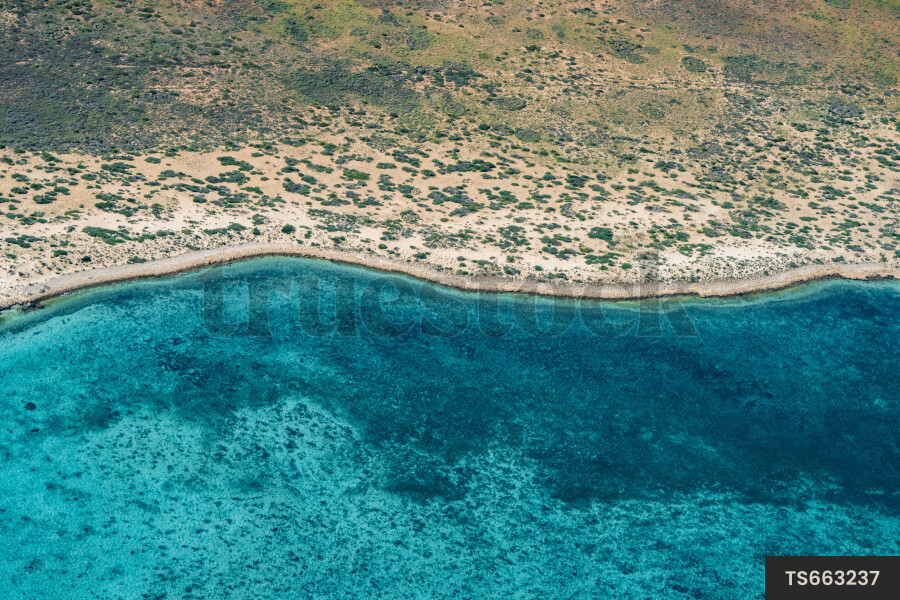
[1,244,897,311]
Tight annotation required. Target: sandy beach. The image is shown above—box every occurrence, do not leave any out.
[2,242,896,311]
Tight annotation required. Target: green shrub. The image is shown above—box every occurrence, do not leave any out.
[343,169,370,181]
[681,57,708,73]
[587,227,614,243]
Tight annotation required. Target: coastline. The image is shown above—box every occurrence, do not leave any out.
[1,243,897,311]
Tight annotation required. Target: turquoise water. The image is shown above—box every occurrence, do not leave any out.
[1,257,899,599]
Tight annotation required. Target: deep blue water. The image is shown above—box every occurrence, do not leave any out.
[1,257,899,599]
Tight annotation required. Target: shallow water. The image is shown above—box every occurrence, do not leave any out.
[1,257,899,599]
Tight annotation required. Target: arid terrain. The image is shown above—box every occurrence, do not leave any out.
[1,0,899,304]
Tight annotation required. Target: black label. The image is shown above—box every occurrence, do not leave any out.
[766,556,900,600]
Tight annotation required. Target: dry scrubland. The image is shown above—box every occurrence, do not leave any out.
[1,0,899,302]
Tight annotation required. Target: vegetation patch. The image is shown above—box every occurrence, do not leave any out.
[681,57,708,73]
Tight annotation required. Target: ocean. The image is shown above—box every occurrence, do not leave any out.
[1,257,898,598]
